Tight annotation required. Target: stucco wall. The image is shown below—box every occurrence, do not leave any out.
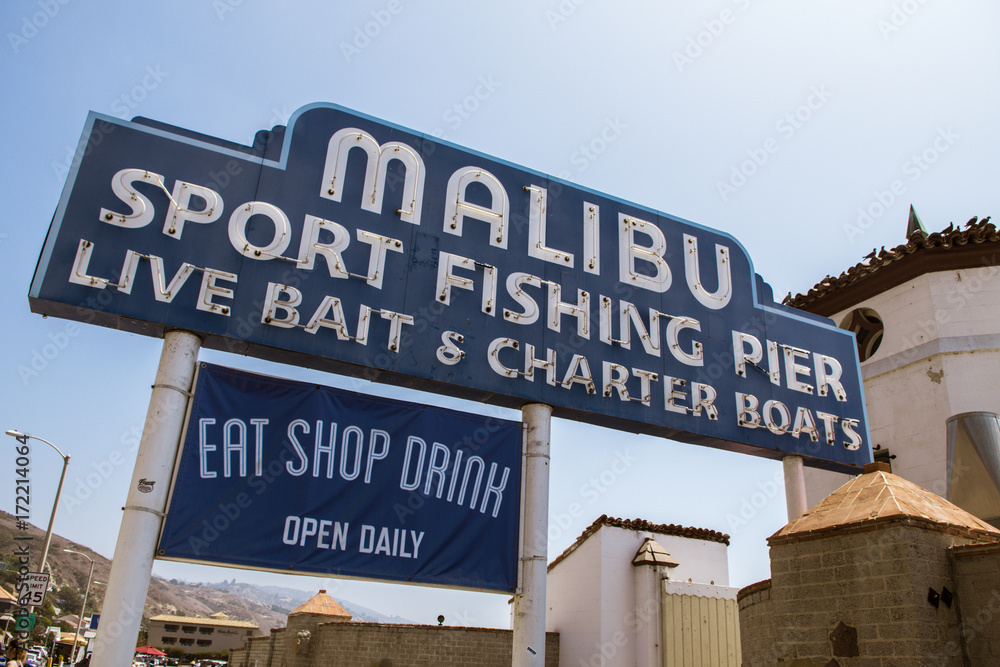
[598,527,730,667]
[546,528,603,666]
[546,523,731,667]
[805,267,1000,509]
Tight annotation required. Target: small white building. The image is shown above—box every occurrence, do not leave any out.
[546,515,739,667]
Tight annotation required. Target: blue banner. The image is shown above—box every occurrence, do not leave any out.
[158,364,522,593]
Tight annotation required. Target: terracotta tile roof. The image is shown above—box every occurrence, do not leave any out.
[548,514,729,572]
[784,216,996,314]
[769,466,1000,545]
[148,614,259,629]
[289,590,352,619]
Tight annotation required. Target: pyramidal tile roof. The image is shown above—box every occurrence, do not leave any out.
[770,463,1000,545]
[632,536,680,568]
[289,589,352,619]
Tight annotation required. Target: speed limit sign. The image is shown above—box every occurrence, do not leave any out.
[18,572,50,606]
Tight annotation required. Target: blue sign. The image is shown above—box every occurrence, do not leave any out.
[158,363,522,592]
[30,103,870,471]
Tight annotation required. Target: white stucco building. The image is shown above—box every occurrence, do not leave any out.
[546,515,739,667]
[786,213,1000,526]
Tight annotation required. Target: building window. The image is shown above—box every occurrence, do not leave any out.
[162,638,176,646]
[181,626,197,634]
[839,307,884,362]
[179,639,194,647]
[197,640,211,647]
[199,627,214,635]
[163,625,179,633]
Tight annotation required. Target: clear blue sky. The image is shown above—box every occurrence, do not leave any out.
[2,1,999,628]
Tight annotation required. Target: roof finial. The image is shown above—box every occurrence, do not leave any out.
[907,205,927,238]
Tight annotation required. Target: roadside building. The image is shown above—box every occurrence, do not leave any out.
[229,514,736,666]
[547,515,739,667]
[147,612,260,653]
[738,210,1000,664]
[0,584,14,614]
[0,584,16,645]
[739,461,1000,664]
[55,614,80,630]
[785,212,1000,526]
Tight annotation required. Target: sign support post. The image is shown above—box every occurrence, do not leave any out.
[90,330,201,666]
[513,403,551,666]
[783,455,809,520]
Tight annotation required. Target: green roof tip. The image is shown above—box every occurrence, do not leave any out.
[907,205,927,238]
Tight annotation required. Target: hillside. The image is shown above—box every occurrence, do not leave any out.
[0,511,405,633]
[206,581,411,624]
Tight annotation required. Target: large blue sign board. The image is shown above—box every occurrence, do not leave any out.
[30,103,871,471]
[158,363,522,592]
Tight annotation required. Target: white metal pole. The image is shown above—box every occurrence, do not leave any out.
[90,330,201,667]
[41,453,70,574]
[4,430,71,575]
[512,403,551,667]
[73,556,94,662]
[782,455,808,520]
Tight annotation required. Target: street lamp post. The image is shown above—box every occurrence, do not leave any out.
[5,429,71,573]
[64,549,95,664]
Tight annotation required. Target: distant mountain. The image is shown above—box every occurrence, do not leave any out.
[149,580,413,627]
[205,581,412,624]
[242,583,411,624]
[0,511,410,634]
